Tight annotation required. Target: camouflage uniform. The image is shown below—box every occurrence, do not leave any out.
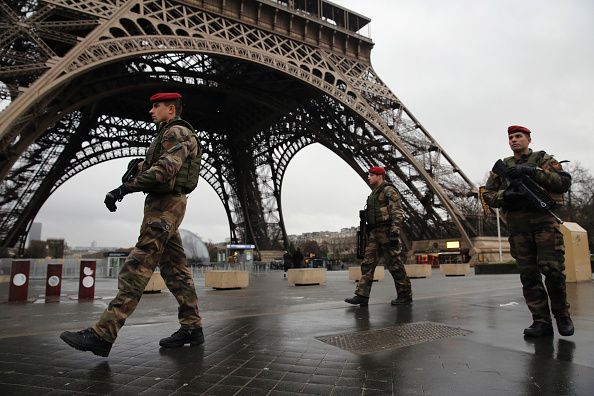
[94,117,202,343]
[356,182,411,299]
[482,149,571,324]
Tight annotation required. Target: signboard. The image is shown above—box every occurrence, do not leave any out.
[226,244,255,249]
[446,241,460,249]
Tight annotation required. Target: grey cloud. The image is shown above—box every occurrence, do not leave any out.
[34,0,594,246]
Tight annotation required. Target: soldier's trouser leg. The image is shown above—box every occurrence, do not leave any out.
[159,231,202,329]
[356,230,379,298]
[535,224,570,318]
[94,221,169,342]
[387,243,411,299]
[510,233,552,323]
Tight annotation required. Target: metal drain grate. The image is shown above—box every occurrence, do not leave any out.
[316,321,470,354]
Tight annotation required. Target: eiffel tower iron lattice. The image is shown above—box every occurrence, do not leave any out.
[0,0,480,254]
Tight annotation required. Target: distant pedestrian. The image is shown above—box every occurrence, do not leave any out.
[293,248,304,269]
[60,92,204,357]
[283,251,293,277]
[345,166,412,307]
[482,125,573,337]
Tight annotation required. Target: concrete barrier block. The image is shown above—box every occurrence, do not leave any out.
[560,222,592,282]
[288,268,326,285]
[440,263,470,276]
[144,271,166,293]
[348,266,385,281]
[405,264,432,278]
[205,270,249,289]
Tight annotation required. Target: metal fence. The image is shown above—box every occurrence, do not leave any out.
[191,261,279,274]
[0,258,281,280]
[0,258,109,279]
[0,258,349,280]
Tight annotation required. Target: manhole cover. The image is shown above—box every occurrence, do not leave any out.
[316,321,470,354]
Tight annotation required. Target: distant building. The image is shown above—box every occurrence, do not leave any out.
[288,226,358,260]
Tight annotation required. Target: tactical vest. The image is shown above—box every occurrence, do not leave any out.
[366,182,397,228]
[502,150,565,205]
[145,118,202,194]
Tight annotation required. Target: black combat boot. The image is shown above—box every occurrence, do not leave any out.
[556,316,574,336]
[390,296,413,306]
[159,327,204,348]
[523,321,554,337]
[60,328,113,357]
[344,295,369,306]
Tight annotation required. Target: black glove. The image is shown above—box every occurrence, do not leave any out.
[502,188,524,203]
[506,164,536,179]
[104,185,129,212]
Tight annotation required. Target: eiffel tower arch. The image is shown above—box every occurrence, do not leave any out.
[0,0,480,254]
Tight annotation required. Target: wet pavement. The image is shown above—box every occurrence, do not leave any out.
[0,269,593,395]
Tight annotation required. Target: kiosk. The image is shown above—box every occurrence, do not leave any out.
[226,244,255,267]
[107,251,128,278]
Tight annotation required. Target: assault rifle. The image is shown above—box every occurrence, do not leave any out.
[356,209,367,259]
[492,159,563,223]
[121,158,143,184]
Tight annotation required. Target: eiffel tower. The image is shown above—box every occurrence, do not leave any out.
[0,0,480,255]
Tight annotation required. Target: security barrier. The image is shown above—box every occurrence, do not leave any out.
[287,268,326,285]
[9,260,30,302]
[205,270,249,289]
[45,264,62,301]
[0,258,108,279]
[440,263,470,276]
[405,264,433,278]
[78,260,96,300]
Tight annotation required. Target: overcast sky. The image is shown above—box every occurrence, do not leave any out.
[33,0,594,247]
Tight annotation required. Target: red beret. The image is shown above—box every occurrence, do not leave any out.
[369,166,385,175]
[150,92,182,102]
[508,125,531,135]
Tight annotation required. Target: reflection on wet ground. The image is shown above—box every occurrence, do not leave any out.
[1,270,592,394]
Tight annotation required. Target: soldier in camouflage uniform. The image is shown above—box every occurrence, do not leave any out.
[345,166,412,307]
[60,92,204,357]
[482,125,573,337]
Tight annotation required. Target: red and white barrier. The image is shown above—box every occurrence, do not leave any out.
[45,263,62,301]
[78,260,96,300]
[9,260,30,302]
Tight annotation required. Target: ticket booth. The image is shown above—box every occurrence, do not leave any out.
[107,251,129,277]
[226,244,255,266]
[415,253,439,268]
[438,251,463,264]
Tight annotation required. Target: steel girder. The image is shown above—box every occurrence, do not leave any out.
[0,0,479,253]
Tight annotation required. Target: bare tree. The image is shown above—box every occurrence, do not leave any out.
[562,162,594,218]
[559,162,594,247]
